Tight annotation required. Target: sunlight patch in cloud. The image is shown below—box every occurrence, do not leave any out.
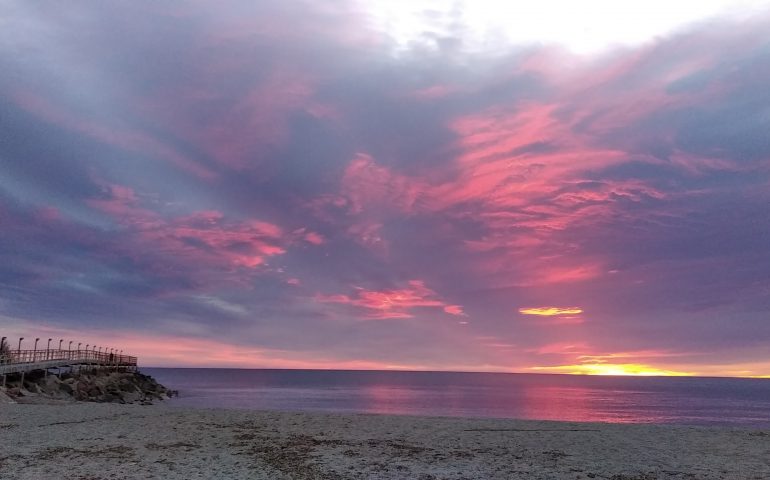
[361,0,770,54]
[519,307,583,316]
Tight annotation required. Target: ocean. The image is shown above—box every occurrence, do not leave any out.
[142,368,770,427]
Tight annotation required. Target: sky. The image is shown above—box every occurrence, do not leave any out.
[1,1,770,377]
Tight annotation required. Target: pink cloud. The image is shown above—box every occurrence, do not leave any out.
[89,183,287,273]
[137,66,333,173]
[443,305,465,316]
[308,101,642,286]
[340,153,425,215]
[199,71,315,169]
[303,231,325,245]
[347,222,387,252]
[317,280,462,320]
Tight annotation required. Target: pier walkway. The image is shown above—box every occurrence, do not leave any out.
[0,349,137,378]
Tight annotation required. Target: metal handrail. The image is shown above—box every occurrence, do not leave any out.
[0,349,137,367]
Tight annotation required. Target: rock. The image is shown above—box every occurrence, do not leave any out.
[0,389,15,404]
[0,371,172,404]
[24,383,41,394]
[118,380,135,392]
[102,393,121,403]
[87,385,102,397]
[122,391,141,403]
[39,375,62,396]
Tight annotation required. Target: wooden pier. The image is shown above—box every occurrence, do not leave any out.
[0,346,137,386]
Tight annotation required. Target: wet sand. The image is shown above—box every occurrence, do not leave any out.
[1,403,768,479]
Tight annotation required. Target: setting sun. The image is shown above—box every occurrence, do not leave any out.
[530,363,692,376]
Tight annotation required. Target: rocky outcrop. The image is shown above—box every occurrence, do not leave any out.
[1,370,176,404]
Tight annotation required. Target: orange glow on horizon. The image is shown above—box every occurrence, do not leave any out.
[10,324,770,378]
[530,363,692,377]
[519,307,583,316]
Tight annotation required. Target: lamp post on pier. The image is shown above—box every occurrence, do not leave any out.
[58,339,63,351]
[33,338,40,362]
[18,338,26,384]
[44,338,52,375]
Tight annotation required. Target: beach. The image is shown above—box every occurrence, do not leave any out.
[1,403,768,479]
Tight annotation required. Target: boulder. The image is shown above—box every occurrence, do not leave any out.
[0,389,15,404]
[6,387,22,398]
[39,375,62,395]
[87,385,102,397]
[121,391,141,403]
[24,383,41,394]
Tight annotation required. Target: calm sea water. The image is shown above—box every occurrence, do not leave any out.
[142,368,770,427]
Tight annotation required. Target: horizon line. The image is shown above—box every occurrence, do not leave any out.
[138,365,770,380]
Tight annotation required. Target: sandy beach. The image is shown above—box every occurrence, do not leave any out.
[1,403,768,479]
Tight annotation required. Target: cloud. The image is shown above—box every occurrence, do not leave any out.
[443,305,466,316]
[1,2,770,375]
[89,183,287,270]
[12,90,217,180]
[317,280,462,320]
[519,307,583,316]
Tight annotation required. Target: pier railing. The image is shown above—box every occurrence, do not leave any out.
[0,347,138,377]
[0,349,137,367]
